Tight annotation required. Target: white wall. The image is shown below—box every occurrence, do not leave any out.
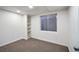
[0,10,27,46]
[31,10,69,46]
[68,6,79,51]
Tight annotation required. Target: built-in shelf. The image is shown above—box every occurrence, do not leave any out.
[27,16,31,38]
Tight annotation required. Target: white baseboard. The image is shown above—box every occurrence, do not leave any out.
[0,37,28,47]
[31,36,76,52]
[0,36,74,52]
[31,36,67,47]
[67,42,75,52]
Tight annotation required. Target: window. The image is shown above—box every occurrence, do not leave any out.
[40,14,57,31]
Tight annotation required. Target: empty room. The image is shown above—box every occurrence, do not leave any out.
[0,6,79,52]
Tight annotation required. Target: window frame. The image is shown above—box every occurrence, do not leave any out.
[40,14,57,32]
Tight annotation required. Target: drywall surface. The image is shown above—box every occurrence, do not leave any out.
[68,6,79,50]
[0,10,27,46]
[31,10,69,46]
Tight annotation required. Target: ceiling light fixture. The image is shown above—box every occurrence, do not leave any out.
[28,6,33,9]
[17,10,21,13]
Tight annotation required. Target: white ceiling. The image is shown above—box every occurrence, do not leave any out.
[0,6,69,16]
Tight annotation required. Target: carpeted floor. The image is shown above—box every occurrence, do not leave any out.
[0,38,69,52]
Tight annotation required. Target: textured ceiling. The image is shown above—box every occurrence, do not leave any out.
[0,6,69,16]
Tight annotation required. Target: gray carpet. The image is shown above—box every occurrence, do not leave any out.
[0,38,69,52]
